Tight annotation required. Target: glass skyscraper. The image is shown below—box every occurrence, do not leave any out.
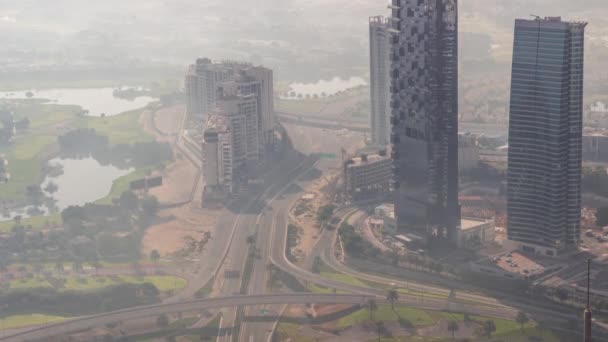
[507,17,586,256]
[390,0,460,241]
[369,16,392,147]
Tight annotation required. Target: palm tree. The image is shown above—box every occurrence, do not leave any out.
[515,311,529,333]
[537,320,547,338]
[593,299,606,316]
[483,320,496,338]
[386,289,399,310]
[367,299,378,321]
[447,320,459,340]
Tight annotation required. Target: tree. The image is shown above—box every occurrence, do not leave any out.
[367,299,378,321]
[593,299,606,315]
[483,320,496,337]
[537,320,547,338]
[311,256,322,274]
[597,207,608,227]
[555,288,569,303]
[44,181,58,194]
[515,311,529,333]
[150,250,161,263]
[447,320,459,340]
[156,314,169,328]
[386,289,399,310]
[142,196,159,217]
[25,91,34,98]
[119,190,139,213]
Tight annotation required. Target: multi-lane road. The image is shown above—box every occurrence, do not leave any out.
[0,294,373,342]
[3,136,605,341]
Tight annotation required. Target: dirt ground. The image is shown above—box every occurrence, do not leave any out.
[138,103,220,258]
[147,155,198,205]
[284,123,365,157]
[142,205,218,257]
[140,105,184,144]
[290,169,341,260]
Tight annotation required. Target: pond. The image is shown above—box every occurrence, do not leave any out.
[1,158,132,222]
[280,76,367,100]
[41,157,133,210]
[0,88,156,117]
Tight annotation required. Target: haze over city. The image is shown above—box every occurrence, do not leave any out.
[1,1,608,341]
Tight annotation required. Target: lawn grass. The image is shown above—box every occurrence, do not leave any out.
[307,283,336,294]
[6,275,186,292]
[11,135,57,160]
[194,276,215,298]
[276,323,316,342]
[9,277,52,289]
[0,102,151,204]
[83,108,152,145]
[0,314,65,329]
[0,157,41,201]
[62,275,186,292]
[0,213,62,233]
[337,304,434,328]
[317,261,369,288]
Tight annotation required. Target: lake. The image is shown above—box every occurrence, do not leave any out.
[1,158,132,222]
[41,157,133,210]
[281,76,367,99]
[0,88,156,117]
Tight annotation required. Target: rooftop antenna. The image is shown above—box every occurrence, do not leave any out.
[530,14,542,20]
[584,259,592,342]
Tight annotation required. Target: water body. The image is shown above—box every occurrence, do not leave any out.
[0,88,156,117]
[0,158,132,222]
[281,76,367,99]
[41,157,132,210]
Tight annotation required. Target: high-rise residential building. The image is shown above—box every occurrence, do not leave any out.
[369,16,392,146]
[507,17,586,256]
[390,0,460,241]
[185,58,276,146]
[185,58,232,118]
[202,115,234,197]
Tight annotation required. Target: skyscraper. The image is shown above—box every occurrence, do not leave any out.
[507,17,586,256]
[390,0,460,241]
[369,16,391,146]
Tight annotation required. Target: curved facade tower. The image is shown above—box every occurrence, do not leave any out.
[390,0,460,241]
[507,17,586,256]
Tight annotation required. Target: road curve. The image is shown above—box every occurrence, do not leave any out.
[0,294,372,342]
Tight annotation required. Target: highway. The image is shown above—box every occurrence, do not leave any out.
[3,130,602,341]
[0,294,373,342]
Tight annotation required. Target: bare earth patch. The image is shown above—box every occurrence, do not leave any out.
[142,206,218,257]
[148,156,198,205]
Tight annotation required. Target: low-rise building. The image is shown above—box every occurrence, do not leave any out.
[456,217,496,250]
[374,203,397,235]
[344,152,392,200]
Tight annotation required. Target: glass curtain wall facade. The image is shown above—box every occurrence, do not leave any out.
[507,17,586,255]
[390,0,460,241]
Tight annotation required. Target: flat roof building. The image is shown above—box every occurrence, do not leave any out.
[344,152,393,201]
